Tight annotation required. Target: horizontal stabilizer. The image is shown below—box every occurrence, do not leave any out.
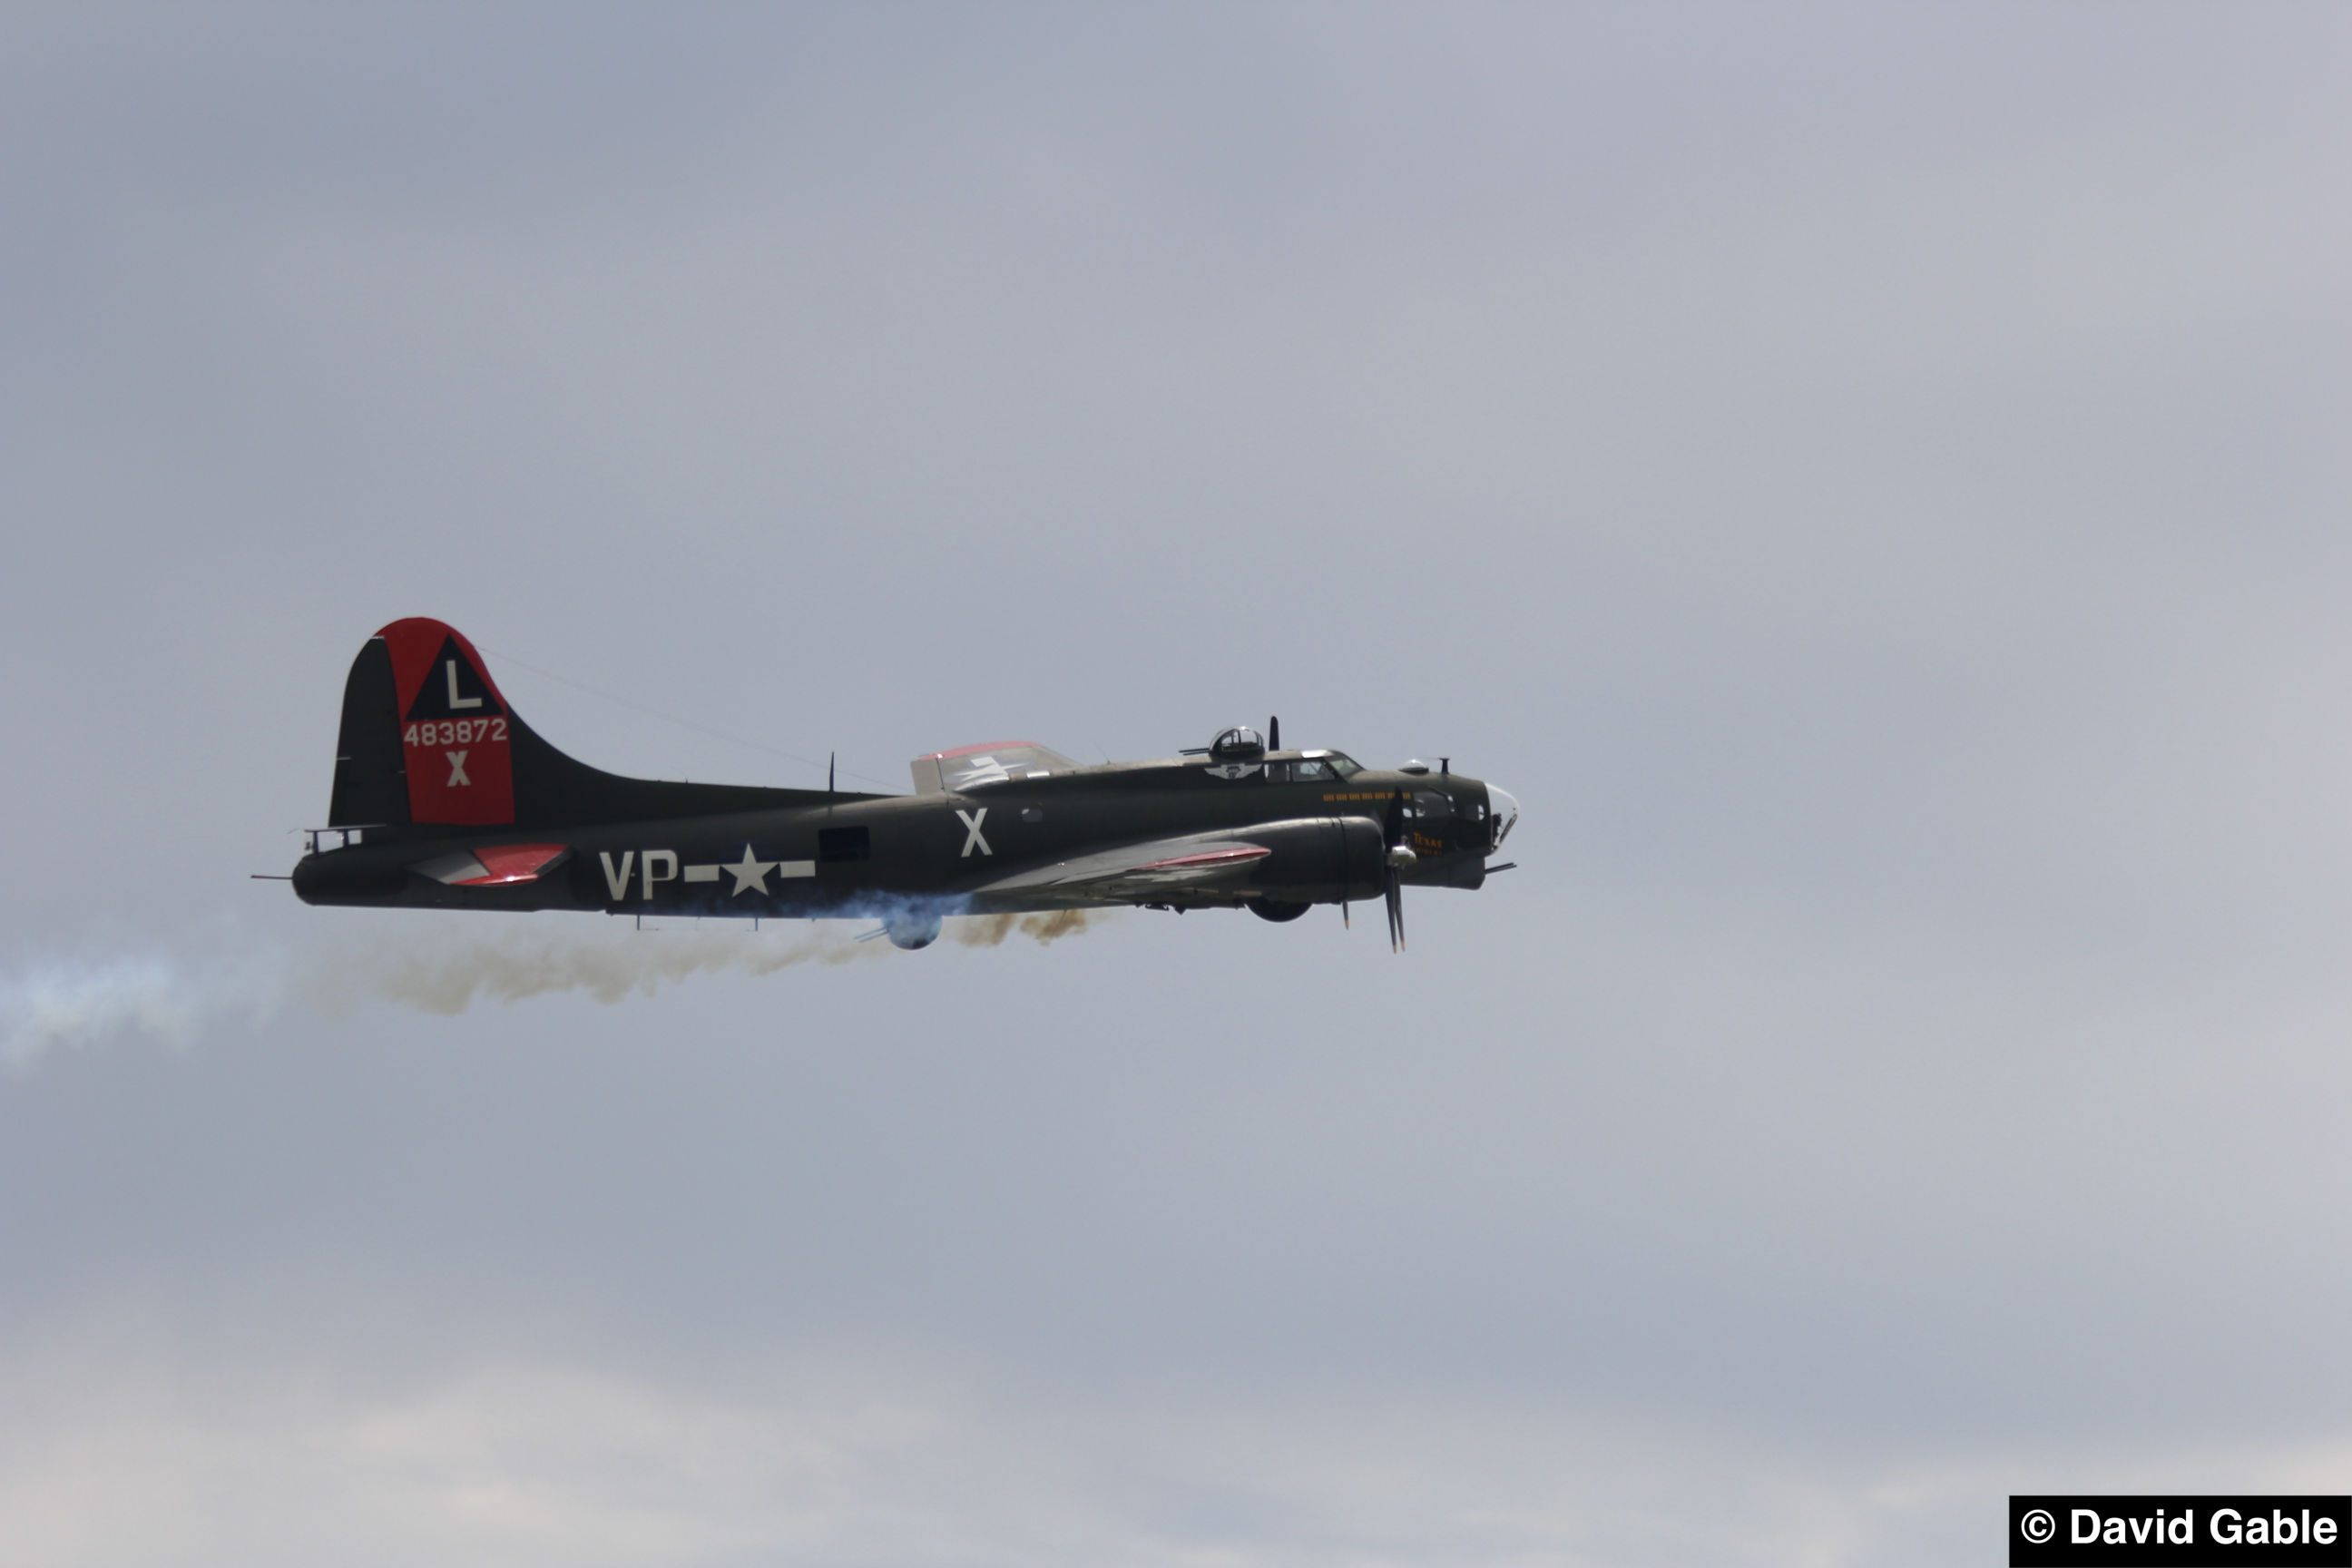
[410,844,573,887]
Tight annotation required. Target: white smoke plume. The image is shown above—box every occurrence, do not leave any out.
[0,917,287,1072]
[1,908,1114,1066]
[333,909,1112,1014]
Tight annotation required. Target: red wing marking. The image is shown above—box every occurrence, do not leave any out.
[1135,847,1271,871]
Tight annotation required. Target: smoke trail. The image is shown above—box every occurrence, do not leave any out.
[951,909,1102,948]
[0,918,286,1072]
[321,922,879,1014]
[324,907,1116,1014]
[1,905,1116,1063]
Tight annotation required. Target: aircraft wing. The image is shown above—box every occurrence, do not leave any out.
[973,834,1271,905]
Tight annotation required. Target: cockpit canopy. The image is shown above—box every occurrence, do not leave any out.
[1254,750,1364,783]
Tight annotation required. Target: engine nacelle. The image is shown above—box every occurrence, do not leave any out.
[1240,815,1388,905]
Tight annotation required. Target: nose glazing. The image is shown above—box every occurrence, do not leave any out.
[1486,785,1520,855]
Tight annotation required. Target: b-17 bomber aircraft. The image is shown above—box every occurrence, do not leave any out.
[289,619,1520,951]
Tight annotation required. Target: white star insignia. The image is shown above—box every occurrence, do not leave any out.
[722,844,777,896]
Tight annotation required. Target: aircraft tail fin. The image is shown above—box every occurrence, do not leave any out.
[326,618,845,831]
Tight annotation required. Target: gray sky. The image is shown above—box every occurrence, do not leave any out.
[4,5,2349,1563]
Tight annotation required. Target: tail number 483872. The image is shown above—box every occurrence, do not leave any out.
[404,719,508,747]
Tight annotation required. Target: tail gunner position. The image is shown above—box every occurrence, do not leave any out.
[289,619,1520,950]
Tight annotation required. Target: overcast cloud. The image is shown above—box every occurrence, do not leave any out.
[3,5,2349,1564]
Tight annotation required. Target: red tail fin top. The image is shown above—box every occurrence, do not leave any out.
[378,618,516,827]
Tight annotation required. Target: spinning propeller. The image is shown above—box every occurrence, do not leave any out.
[1382,786,1414,953]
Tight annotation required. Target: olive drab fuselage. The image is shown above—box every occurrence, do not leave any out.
[293,754,1503,916]
[289,619,1521,946]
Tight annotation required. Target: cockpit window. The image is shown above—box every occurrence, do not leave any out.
[1321,752,1363,780]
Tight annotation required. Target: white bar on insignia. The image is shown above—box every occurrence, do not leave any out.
[776,860,817,878]
[682,865,720,883]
